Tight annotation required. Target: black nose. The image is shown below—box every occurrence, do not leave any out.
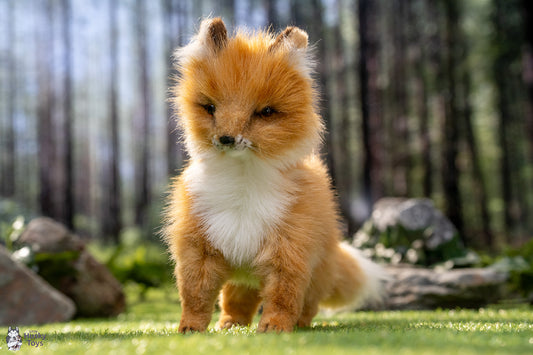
[219,135,235,146]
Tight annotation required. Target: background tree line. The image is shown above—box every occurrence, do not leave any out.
[0,0,532,250]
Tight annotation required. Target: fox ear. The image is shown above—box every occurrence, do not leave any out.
[270,26,308,52]
[198,18,227,52]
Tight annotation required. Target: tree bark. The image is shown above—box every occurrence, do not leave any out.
[61,0,74,229]
[411,0,433,198]
[391,0,410,197]
[493,0,519,239]
[358,0,384,213]
[523,0,533,216]
[442,0,465,242]
[333,0,355,236]
[165,0,184,178]
[265,0,279,29]
[134,0,151,229]
[2,0,16,198]
[37,0,57,220]
[100,0,122,243]
[461,62,494,248]
[310,0,337,187]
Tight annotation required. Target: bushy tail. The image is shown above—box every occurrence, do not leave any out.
[321,242,388,310]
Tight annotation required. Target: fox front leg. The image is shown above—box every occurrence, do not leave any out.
[176,239,230,333]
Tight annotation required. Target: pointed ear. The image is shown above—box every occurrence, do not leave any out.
[270,26,308,52]
[198,18,228,52]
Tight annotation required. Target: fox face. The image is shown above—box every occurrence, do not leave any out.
[173,19,323,164]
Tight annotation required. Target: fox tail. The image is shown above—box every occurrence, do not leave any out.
[321,242,388,310]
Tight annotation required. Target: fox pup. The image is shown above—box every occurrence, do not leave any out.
[164,18,385,333]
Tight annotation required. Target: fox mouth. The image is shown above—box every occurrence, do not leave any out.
[212,134,253,153]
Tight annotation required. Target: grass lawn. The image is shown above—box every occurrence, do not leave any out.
[3,285,532,355]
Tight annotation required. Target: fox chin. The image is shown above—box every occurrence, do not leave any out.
[163,17,388,333]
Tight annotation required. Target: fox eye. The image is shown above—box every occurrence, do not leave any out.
[257,106,276,118]
[202,104,216,116]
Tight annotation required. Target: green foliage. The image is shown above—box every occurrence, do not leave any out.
[354,221,476,268]
[0,199,30,250]
[490,240,533,300]
[13,286,533,355]
[88,228,173,295]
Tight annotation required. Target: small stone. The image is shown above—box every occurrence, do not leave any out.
[16,218,125,317]
[353,198,466,266]
[0,245,75,325]
[368,266,509,310]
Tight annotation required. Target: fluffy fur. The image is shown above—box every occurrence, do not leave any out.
[164,18,386,333]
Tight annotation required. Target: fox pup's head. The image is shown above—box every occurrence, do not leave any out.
[172,18,322,165]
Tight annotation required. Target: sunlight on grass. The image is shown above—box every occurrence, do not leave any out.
[4,285,532,355]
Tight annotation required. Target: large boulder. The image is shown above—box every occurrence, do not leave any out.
[0,245,75,325]
[374,266,509,310]
[15,218,125,317]
[353,198,473,266]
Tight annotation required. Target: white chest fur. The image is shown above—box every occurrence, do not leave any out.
[184,153,292,265]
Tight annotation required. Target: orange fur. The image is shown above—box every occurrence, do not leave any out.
[164,18,384,334]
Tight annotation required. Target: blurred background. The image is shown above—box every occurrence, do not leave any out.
[0,0,532,253]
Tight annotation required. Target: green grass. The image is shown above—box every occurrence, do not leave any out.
[3,285,533,355]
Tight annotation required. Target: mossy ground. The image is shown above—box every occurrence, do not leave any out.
[3,285,532,355]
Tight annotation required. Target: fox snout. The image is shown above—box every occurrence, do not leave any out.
[218,135,235,146]
[212,134,253,153]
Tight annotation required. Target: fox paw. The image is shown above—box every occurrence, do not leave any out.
[218,311,255,330]
[218,319,237,330]
[257,316,294,333]
[178,320,207,334]
[178,325,200,334]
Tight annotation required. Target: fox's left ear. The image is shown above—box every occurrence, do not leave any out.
[198,17,228,52]
[270,26,308,52]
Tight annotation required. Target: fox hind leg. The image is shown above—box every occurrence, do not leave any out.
[297,293,320,328]
[218,283,262,329]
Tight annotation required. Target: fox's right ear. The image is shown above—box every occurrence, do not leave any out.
[198,18,228,52]
[270,26,308,52]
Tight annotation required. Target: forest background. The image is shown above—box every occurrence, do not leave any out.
[1,0,532,252]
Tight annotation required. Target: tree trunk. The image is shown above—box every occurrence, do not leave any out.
[165,0,184,178]
[310,0,336,187]
[442,0,465,242]
[134,0,151,229]
[523,0,533,153]
[61,0,74,229]
[391,0,410,197]
[461,61,494,248]
[37,1,57,220]
[333,0,355,236]
[358,0,384,213]
[100,0,122,243]
[265,0,279,29]
[1,0,16,198]
[411,0,432,198]
[221,0,236,26]
[523,0,533,236]
[290,0,304,26]
[493,0,518,240]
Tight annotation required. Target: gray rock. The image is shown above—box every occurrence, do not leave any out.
[16,218,125,317]
[372,198,457,247]
[374,266,509,310]
[353,198,468,266]
[0,245,75,325]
